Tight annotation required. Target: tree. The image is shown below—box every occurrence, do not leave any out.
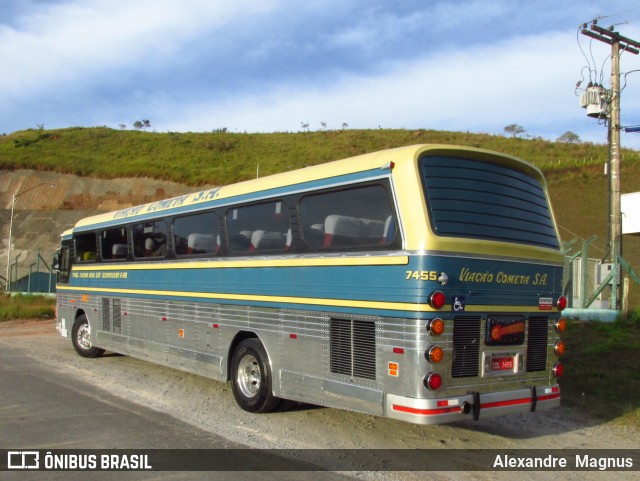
[133,120,151,130]
[557,131,581,144]
[504,124,526,138]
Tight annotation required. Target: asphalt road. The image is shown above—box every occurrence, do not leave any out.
[0,345,350,481]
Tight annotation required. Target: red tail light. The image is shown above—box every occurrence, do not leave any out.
[553,362,564,378]
[429,291,446,310]
[557,296,567,311]
[424,372,442,390]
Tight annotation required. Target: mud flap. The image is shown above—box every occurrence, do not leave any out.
[530,385,538,412]
[471,391,481,421]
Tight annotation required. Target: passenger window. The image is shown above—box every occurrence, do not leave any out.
[75,232,97,262]
[300,185,396,250]
[174,212,220,256]
[132,221,168,258]
[101,227,128,260]
[226,201,291,253]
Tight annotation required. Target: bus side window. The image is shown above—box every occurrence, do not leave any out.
[300,184,396,251]
[132,221,168,259]
[75,232,97,262]
[174,211,220,256]
[101,227,128,260]
[226,201,290,254]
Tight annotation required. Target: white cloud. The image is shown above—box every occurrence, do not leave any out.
[157,30,581,134]
[2,0,640,149]
[0,0,279,99]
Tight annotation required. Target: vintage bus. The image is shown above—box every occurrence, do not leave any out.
[55,144,566,425]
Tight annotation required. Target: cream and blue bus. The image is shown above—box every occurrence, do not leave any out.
[55,144,566,425]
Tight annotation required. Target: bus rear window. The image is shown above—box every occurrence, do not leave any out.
[420,156,559,249]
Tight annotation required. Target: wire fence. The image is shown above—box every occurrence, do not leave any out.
[3,249,56,294]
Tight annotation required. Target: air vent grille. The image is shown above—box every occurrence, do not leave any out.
[330,318,376,380]
[451,316,481,378]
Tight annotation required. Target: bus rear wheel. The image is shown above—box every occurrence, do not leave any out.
[230,338,281,413]
[71,314,105,358]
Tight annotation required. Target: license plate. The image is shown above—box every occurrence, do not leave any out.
[492,356,514,371]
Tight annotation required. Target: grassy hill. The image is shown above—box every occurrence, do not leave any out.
[2,126,639,185]
[2,126,640,307]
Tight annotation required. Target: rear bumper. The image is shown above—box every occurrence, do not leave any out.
[386,385,560,425]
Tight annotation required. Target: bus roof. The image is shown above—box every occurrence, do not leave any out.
[72,144,544,231]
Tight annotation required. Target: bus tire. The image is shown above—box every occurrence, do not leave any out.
[230,338,281,413]
[71,314,105,358]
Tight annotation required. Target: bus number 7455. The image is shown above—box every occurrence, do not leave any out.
[405,270,438,281]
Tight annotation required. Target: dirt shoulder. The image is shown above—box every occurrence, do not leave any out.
[1,319,637,480]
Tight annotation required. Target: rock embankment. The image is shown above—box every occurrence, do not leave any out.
[1,169,203,287]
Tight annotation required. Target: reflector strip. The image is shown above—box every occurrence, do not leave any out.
[480,397,531,409]
[392,392,560,416]
[392,404,460,416]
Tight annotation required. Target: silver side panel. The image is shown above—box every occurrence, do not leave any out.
[55,292,559,421]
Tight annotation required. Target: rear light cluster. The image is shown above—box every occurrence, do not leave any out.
[553,317,566,379]
[422,313,568,387]
[424,317,445,390]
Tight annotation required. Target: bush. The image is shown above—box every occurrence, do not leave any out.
[0,294,55,322]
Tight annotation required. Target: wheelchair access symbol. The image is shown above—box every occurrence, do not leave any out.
[452,296,465,312]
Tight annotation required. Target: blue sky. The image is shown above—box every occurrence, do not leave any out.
[2,0,640,148]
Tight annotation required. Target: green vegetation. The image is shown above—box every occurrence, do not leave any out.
[561,316,640,428]
[0,294,55,322]
[2,127,638,186]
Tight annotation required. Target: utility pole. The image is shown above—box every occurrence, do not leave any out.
[580,22,640,310]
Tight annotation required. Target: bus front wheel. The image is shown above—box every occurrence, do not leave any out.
[71,314,105,358]
[230,338,281,413]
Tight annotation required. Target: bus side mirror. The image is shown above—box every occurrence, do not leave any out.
[53,252,61,272]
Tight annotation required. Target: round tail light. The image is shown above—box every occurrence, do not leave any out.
[553,362,564,378]
[426,346,444,364]
[427,318,445,336]
[429,291,446,310]
[424,372,442,390]
[557,296,567,311]
[554,340,565,356]
[555,318,566,333]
